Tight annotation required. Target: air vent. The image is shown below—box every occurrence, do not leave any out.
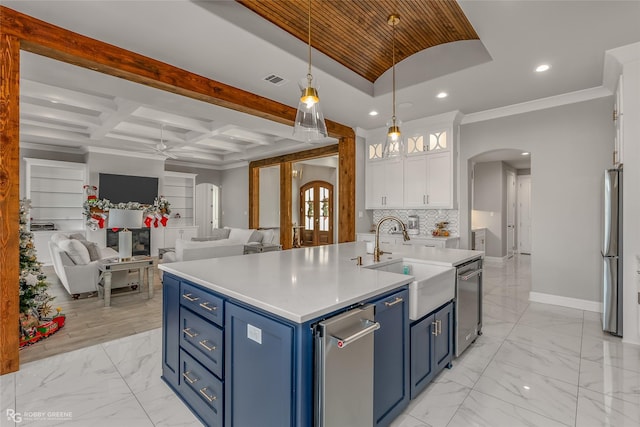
[263,74,288,86]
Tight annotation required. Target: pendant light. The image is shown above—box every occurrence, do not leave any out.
[293,0,328,142]
[383,14,404,158]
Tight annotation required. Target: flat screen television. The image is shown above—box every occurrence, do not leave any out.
[99,173,158,205]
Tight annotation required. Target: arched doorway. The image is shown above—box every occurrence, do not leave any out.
[300,181,333,246]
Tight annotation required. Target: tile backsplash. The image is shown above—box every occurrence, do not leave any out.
[372,209,459,236]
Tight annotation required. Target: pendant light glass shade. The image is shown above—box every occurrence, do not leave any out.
[382,14,404,158]
[294,75,327,142]
[384,117,404,158]
[293,0,328,142]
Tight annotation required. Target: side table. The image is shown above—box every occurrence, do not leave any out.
[243,243,282,254]
[97,256,154,307]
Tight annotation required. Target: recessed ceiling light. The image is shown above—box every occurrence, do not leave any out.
[369,110,378,116]
[522,152,530,156]
[436,92,448,99]
[535,64,550,73]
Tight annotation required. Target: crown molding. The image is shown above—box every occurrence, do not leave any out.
[461,86,612,125]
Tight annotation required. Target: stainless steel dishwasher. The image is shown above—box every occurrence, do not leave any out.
[314,305,380,427]
[455,258,483,357]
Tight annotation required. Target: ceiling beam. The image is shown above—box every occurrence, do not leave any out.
[0,6,354,139]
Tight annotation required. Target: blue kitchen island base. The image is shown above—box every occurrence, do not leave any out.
[161,273,410,427]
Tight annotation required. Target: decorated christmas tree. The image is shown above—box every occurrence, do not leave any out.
[19,199,58,346]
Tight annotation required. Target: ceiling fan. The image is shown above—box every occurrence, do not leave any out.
[145,124,181,159]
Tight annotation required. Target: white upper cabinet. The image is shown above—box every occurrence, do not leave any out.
[365,111,460,211]
[366,158,404,209]
[404,151,453,209]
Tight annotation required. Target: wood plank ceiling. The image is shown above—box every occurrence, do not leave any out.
[237,0,479,83]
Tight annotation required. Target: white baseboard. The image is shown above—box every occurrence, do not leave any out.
[529,291,601,313]
[484,255,509,264]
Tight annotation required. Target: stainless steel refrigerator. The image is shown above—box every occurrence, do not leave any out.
[602,167,623,336]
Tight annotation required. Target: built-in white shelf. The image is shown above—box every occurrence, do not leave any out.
[163,171,196,226]
[25,158,87,231]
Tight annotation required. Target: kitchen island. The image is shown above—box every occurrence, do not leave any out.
[159,242,482,427]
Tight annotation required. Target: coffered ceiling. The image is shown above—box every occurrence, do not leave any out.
[20,52,310,169]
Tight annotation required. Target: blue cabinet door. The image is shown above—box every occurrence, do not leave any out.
[410,312,435,399]
[162,274,180,389]
[374,289,410,427]
[433,302,453,372]
[225,303,294,427]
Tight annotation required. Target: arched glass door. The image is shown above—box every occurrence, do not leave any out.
[300,180,333,246]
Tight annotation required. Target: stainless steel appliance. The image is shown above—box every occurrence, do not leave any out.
[314,305,380,427]
[455,258,483,357]
[602,167,623,336]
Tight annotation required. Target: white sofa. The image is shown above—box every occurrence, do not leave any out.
[162,227,276,264]
[48,232,130,298]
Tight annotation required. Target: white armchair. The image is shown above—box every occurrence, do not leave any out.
[48,233,130,299]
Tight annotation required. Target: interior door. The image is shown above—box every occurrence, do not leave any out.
[300,181,333,246]
[517,175,532,254]
[195,183,219,237]
[506,170,516,258]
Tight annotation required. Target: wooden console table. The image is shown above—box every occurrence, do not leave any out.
[97,257,154,307]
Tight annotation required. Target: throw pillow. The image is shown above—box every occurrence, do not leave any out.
[77,240,101,261]
[50,233,70,245]
[227,227,256,243]
[248,230,264,243]
[211,228,231,240]
[69,233,86,241]
[58,239,91,265]
[259,229,275,244]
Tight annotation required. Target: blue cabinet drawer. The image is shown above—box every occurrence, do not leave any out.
[181,308,224,379]
[180,349,223,427]
[180,282,224,326]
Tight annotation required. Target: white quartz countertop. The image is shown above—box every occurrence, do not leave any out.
[359,232,459,240]
[159,242,482,323]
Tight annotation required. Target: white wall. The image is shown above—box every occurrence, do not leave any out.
[220,165,249,228]
[259,165,280,228]
[472,161,504,257]
[460,97,614,305]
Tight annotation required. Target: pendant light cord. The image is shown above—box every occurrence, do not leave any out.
[391,16,396,124]
[307,0,312,82]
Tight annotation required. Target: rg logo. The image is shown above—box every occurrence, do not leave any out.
[6,409,22,423]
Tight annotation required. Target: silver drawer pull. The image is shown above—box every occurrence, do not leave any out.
[182,293,200,302]
[182,371,198,384]
[199,301,217,312]
[199,387,217,402]
[458,269,483,281]
[432,321,438,336]
[199,340,216,352]
[332,320,380,349]
[384,297,404,307]
[183,328,199,338]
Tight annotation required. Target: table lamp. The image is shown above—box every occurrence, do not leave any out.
[108,209,143,261]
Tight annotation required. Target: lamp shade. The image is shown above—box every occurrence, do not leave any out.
[108,209,143,230]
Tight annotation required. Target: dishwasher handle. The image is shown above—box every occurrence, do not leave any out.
[458,268,483,281]
[331,320,380,349]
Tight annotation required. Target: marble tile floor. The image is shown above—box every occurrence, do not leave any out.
[2,255,640,426]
